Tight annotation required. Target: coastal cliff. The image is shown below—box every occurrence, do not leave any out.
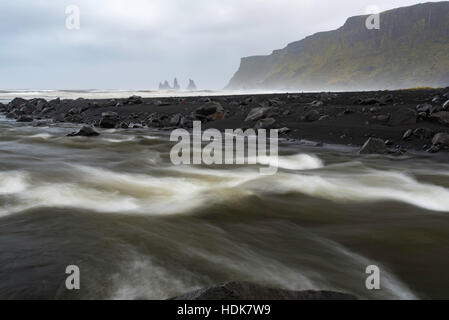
[226,2,449,91]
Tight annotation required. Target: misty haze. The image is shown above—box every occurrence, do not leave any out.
[0,0,449,304]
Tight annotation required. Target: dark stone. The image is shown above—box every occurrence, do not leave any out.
[245,107,279,122]
[413,128,434,139]
[278,127,291,134]
[18,104,36,115]
[310,100,324,107]
[376,114,390,121]
[443,100,449,110]
[195,102,225,122]
[430,111,449,126]
[357,98,379,105]
[127,96,143,105]
[416,103,432,113]
[16,115,33,122]
[432,132,449,147]
[240,97,254,106]
[67,126,100,137]
[64,114,84,123]
[10,97,27,108]
[379,94,393,104]
[255,117,276,129]
[402,129,413,140]
[359,138,389,154]
[119,122,129,129]
[99,111,119,128]
[388,108,416,126]
[304,110,320,122]
[170,281,357,300]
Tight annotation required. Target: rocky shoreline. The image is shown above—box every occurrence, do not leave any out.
[1,88,449,154]
[170,281,357,300]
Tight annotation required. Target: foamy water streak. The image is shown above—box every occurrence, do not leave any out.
[1,152,449,217]
[1,119,449,299]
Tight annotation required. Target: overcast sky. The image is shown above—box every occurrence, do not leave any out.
[0,0,424,90]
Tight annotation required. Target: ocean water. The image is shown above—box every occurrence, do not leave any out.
[0,115,448,299]
[0,89,280,105]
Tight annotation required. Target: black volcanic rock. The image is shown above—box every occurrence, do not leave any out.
[67,126,100,137]
[170,281,357,300]
[226,2,449,91]
[359,138,389,154]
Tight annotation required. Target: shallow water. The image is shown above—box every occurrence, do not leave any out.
[0,115,448,299]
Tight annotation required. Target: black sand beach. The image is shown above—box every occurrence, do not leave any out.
[2,88,449,154]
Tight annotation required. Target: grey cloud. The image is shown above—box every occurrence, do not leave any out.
[0,0,423,89]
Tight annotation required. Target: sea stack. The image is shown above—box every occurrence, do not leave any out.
[187,79,197,91]
[159,80,172,90]
[173,78,180,90]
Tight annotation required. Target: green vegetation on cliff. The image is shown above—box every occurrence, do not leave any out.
[226,2,449,91]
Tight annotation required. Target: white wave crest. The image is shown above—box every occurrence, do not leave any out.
[0,171,29,195]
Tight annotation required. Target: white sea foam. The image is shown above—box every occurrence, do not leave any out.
[1,151,448,218]
[0,171,29,195]
[28,133,53,140]
[257,153,324,171]
[252,169,449,212]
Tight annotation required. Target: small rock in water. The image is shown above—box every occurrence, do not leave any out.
[16,115,33,122]
[99,111,120,128]
[67,126,100,137]
[359,138,389,154]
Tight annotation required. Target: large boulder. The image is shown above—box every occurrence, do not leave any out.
[432,132,449,147]
[255,118,276,129]
[18,104,36,115]
[245,107,279,122]
[388,108,416,126]
[99,111,119,128]
[430,111,449,126]
[416,103,432,114]
[413,127,434,139]
[127,95,143,105]
[9,97,27,109]
[64,113,84,123]
[359,138,389,154]
[171,281,357,300]
[196,101,223,116]
[67,126,100,137]
[16,115,33,122]
[195,102,225,122]
[304,110,320,122]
